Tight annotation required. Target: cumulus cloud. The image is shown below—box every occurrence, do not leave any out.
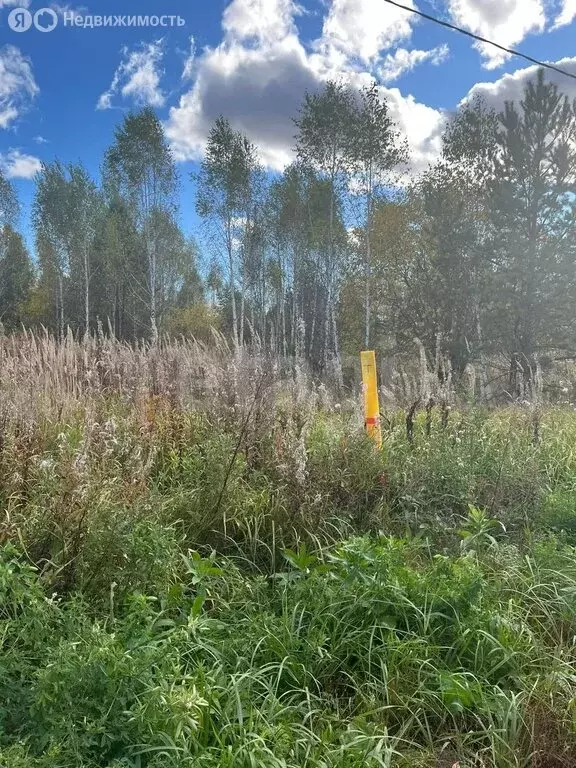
[222,0,299,42]
[378,44,449,83]
[170,0,576,175]
[445,0,546,69]
[0,45,39,130]
[552,0,576,28]
[385,88,445,174]
[167,35,327,170]
[166,0,445,174]
[0,149,41,179]
[463,57,576,109]
[317,0,416,65]
[97,40,165,110]
[0,0,30,6]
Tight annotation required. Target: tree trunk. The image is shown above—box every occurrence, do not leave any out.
[58,273,64,342]
[309,280,318,362]
[149,236,158,344]
[83,244,90,338]
[240,272,245,348]
[323,166,336,372]
[364,172,373,349]
[227,217,238,349]
[331,299,343,387]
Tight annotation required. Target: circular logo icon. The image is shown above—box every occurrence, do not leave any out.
[34,8,58,32]
[8,8,33,32]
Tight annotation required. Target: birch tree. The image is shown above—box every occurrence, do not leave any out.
[295,81,355,376]
[349,83,407,348]
[0,169,18,228]
[105,108,177,343]
[196,117,260,349]
[66,164,101,336]
[33,161,70,339]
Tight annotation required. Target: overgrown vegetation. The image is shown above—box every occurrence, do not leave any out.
[2,71,576,390]
[2,336,576,766]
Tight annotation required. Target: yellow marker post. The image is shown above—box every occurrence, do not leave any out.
[361,350,382,449]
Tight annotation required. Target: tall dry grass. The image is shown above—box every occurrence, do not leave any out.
[3,329,576,424]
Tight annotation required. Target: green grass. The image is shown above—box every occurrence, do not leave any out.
[4,398,576,765]
[2,535,576,766]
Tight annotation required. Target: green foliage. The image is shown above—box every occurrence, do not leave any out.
[1,531,576,766]
[0,225,34,331]
[165,303,220,341]
[8,72,576,380]
[458,504,505,553]
[4,376,576,765]
[539,490,576,540]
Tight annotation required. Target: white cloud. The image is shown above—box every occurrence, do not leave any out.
[552,0,576,28]
[167,34,311,170]
[446,0,546,69]
[50,3,88,15]
[385,88,445,174]
[222,0,299,42]
[378,44,449,83]
[34,135,48,144]
[182,36,196,81]
[97,40,165,110]
[0,108,18,130]
[0,45,39,130]
[463,57,576,108]
[166,0,444,174]
[0,149,41,179]
[0,0,30,6]
[317,0,416,65]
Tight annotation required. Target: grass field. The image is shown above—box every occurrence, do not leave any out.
[2,335,576,766]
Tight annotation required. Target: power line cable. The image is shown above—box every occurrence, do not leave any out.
[382,0,576,82]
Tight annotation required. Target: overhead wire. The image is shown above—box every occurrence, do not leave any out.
[382,0,576,82]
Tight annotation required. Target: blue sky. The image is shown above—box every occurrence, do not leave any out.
[1,0,576,258]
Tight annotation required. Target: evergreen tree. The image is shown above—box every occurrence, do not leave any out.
[0,225,33,331]
[489,70,576,384]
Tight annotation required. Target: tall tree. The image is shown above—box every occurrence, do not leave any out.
[490,70,576,385]
[401,162,491,375]
[349,83,407,348]
[149,209,202,327]
[33,162,100,337]
[0,169,18,228]
[91,197,141,339]
[34,161,70,339]
[357,98,498,376]
[295,81,355,376]
[105,107,178,342]
[0,225,33,331]
[266,163,315,359]
[196,117,261,349]
[67,165,101,335]
[0,170,30,331]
